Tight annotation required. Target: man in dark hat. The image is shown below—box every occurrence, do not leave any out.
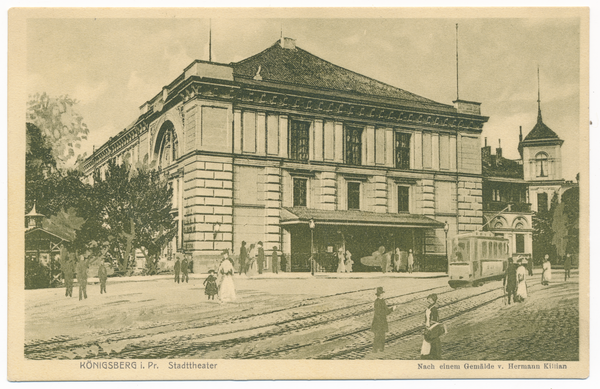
[62,253,75,298]
[239,241,248,275]
[174,254,181,284]
[371,286,395,353]
[503,257,518,304]
[181,253,189,283]
[76,253,90,301]
[564,254,572,281]
[257,242,265,275]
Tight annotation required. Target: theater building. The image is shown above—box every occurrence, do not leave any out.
[83,37,489,272]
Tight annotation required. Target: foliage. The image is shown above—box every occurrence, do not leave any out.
[562,186,579,256]
[532,192,558,265]
[27,93,89,169]
[75,160,177,275]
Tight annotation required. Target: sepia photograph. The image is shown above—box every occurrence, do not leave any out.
[7,6,589,381]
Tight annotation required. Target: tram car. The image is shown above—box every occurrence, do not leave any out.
[448,231,509,288]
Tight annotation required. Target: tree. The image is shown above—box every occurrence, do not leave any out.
[562,186,579,256]
[532,192,558,265]
[76,160,177,275]
[27,93,89,169]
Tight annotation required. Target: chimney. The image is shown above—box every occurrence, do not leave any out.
[279,37,296,50]
[496,139,502,160]
[481,137,491,166]
[519,126,523,143]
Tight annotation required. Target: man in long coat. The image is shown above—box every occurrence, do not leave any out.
[98,261,108,294]
[174,255,181,284]
[239,241,248,275]
[503,257,518,304]
[371,286,395,352]
[257,242,265,274]
[76,254,90,301]
[62,254,74,298]
[564,254,572,281]
[181,254,189,283]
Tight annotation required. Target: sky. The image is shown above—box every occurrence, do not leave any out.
[25,11,584,180]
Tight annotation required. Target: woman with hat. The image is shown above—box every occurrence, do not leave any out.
[542,254,552,286]
[336,247,346,273]
[371,286,395,352]
[515,257,528,302]
[421,293,444,359]
[217,249,236,303]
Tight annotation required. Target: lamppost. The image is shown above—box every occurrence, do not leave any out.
[443,221,450,274]
[213,222,221,240]
[309,218,315,276]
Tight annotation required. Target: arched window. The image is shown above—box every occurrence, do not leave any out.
[157,122,178,168]
[535,152,549,177]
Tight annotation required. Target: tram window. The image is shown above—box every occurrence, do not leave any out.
[482,241,488,258]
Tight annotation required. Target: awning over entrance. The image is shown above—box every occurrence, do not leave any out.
[280,207,445,229]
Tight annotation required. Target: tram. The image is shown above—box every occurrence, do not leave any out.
[448,231,509,288]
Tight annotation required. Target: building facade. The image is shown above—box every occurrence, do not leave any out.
[83,37,489,272]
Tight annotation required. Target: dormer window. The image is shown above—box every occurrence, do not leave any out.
[535,152,549,177]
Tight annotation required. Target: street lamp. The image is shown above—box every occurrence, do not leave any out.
[443,221,450,274]
[213,222,221,240]
[309,218,315,276]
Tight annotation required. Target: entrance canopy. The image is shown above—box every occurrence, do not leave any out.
[280,207,445,229]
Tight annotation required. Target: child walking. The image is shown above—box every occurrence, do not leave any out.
[203,270,219,300]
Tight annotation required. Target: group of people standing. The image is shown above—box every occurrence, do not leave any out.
[202,249,237,303]
[173,252,191,284]
[60,246,109,301]
[371,287,444,359]
[238,241,288,276]
[336,248,354,273]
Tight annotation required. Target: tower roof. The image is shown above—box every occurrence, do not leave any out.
[522,110,562,142]
[231,39,455,112]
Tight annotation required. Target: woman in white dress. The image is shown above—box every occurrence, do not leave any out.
[336,248,346,273]
[345,250,353,273]
[542,254,552,286]
[515,259,528,302]
[217,251,236,303]
[245,243,258,277]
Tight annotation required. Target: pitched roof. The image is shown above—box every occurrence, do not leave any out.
[482,155,524,179]
[522,109,561,142]
[231,40,454,112]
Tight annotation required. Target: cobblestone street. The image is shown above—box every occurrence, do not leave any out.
[24,270,579,361]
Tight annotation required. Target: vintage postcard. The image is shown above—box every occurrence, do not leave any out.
[7,6,589,381]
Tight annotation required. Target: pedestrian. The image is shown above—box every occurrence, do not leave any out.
[217,250,236,303]
[62,252,75,298]
[257,241,265,274]
[421,293,444,360]
[239,241,248,275]
[408,249,414,274]
[98,261,108,294]
[174,254,181,284]
[393,248,401,272]
[379,246,388,273]
[503,257,518,304]
[76,253,90,301]
[271,246,279,274]
[542,254,552,286]
[564,254,572,281]
[527,256,534,276]
[371,286,395,352]
[345,250,353,272]
[336,247,346,273]
[181,253,189,283]
[515,258,528,302]
[203,270,218,300]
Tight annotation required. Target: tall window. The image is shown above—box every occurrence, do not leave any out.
[492,189,501,202]
[345,126,363,166]
[293,178,308,207]
[516,234,525,253]
[395,132,411,169]
[347,182,361,210]
[537,192,548,212]
[398,186,410,213]
[290,120,310,161]
[158,122,178,168]
[535,152,549,177]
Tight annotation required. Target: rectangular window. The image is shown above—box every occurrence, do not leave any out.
[537,192,548,212]
[266,114,279,155]
[398,186,410,213]
[516,234,525,253]
[347,182,361,210]
[493,189,501,202]
[396,132,411,169]
[242,111,256,153]
[202,106,229,152]
[293,178,308,207]
[290,120,310,161]
[345,126,363,166]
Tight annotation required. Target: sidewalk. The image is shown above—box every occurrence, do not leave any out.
[85,271,448,284]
